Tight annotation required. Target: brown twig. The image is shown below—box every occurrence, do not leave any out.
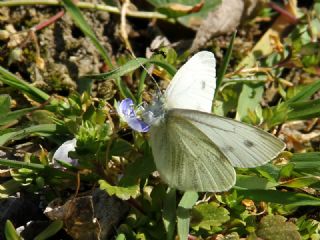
[269,1,298,24]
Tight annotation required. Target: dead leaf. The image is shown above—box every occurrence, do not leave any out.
[238,0,298,67]
[44,189,129,240]
[190,0,245,52]
[166,0,204,14]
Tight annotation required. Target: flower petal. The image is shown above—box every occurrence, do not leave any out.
[117,98,150,133]
[127,118,150,132]
[52,138,78,166]
[119,98,136,118]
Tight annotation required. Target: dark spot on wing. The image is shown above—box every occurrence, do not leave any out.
[244,140,254,148]
[222,145,234,153]
[201,81,206,89]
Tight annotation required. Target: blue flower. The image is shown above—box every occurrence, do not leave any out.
[117,98,150,132]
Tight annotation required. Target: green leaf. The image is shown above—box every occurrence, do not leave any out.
[0,158,45,170]
[178,0,222,28]
[235,175,278,190]
[256,215,301,240]
[286,80,320,105]
[0,94,11,114]
[0,107,37,126]
[155,2,203,18]
[0,124,58,146]
[109,139,133,157]
[83,57,175,101]
[5,220,22,240]
[237,189,320,207]
[142,0,221,27]
[236,82,264,121]
[288,98,320,120]
[99,179,140,200]
[177,191,198,240]
[191,202,229,231]
[0,179,21,198]
[34,220,63,240]
[119,145,156,183]
[216,31,236,96]
[163,188,176,240]
[280,177,320,188]
[0,66,49,103]
[84,57,176,81]
[116,233,126,240]
[291,152,320,170]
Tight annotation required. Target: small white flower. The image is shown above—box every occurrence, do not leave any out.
[52,138,78,166]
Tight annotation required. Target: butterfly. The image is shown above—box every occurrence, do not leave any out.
[120,51,285,192]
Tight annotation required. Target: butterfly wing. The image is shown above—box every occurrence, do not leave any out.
[164,51,216,113]
[150,112,236,192]
[170,109,286,168]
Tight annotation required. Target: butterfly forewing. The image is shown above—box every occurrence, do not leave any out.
[150,112,236,192]
[170,109,286,168]
[164,51,216,113]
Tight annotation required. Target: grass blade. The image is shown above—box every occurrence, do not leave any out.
[238,189,320,207]
[216,31,236,96]
[0,124,58,146]
[61,0,113,68]
[5,220,22,240]
[84,57,176,80]
[0,66,49,103]
[163,187,176,240]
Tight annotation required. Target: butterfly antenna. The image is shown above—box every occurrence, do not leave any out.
[125,49,162,94]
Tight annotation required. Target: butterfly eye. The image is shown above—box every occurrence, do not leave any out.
[117,98,150,133]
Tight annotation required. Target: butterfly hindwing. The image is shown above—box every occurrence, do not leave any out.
[170,109,285,168]
[150,112,236,192]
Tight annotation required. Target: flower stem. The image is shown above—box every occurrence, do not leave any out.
[0,0,169,20]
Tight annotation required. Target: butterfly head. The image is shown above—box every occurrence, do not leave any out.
[141,94,166,127]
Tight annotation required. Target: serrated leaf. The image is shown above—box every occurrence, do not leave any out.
[256,215,301,240]
[99,179,140,200]
[191,202,229,231]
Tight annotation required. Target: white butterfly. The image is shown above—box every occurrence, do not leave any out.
[144,51,285,192]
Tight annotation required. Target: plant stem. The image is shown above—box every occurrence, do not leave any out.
[0,0,169,20]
